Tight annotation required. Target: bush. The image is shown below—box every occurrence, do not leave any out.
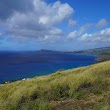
[38,103,52,110]
[51,84,70,100]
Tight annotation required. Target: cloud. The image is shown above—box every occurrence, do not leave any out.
[96,18,108,28]
[0,32,2,36]
[67,31,77,39]
[68,19,77,27]
[0,0,33,20]
[67,24,91,39]
[37,1,74,26]
[80,33,92,41]
[0,0,74,42]
[80,28,110,42]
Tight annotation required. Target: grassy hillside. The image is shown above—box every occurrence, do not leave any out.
[0,61,110,110]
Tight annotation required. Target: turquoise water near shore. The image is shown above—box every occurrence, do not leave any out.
[0,51,96,83]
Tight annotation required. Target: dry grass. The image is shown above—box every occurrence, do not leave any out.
[0,61,110,110]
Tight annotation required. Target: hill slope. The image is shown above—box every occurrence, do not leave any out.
[65,47,110,62]
[82,47,110,62]
[0,61,110,110]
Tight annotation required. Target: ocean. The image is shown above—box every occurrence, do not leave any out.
[0,51,96,84]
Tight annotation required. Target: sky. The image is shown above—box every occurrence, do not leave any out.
[0,0,110,51]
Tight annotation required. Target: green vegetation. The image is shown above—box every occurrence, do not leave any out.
[97,52,110,62]
[0,61,110,110]
[82,47,110,62]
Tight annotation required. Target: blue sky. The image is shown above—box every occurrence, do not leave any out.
[0,0,110,51]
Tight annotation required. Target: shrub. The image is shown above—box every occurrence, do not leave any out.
[38,103,52,110]
[51,84,70,100]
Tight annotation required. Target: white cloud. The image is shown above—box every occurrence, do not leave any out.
[80,28,110,42]
[1,0,74,42]
[96,18,108,28]
[67,24,91,39]
[36,1,74,26]
[80,33,92,40]
[68,19,77,27]
[78,24,91,34]
[67,31,77,39]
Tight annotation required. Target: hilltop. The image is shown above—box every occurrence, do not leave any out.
[0,60,110,110]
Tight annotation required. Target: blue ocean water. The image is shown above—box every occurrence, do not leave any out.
[0,51,96,84]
